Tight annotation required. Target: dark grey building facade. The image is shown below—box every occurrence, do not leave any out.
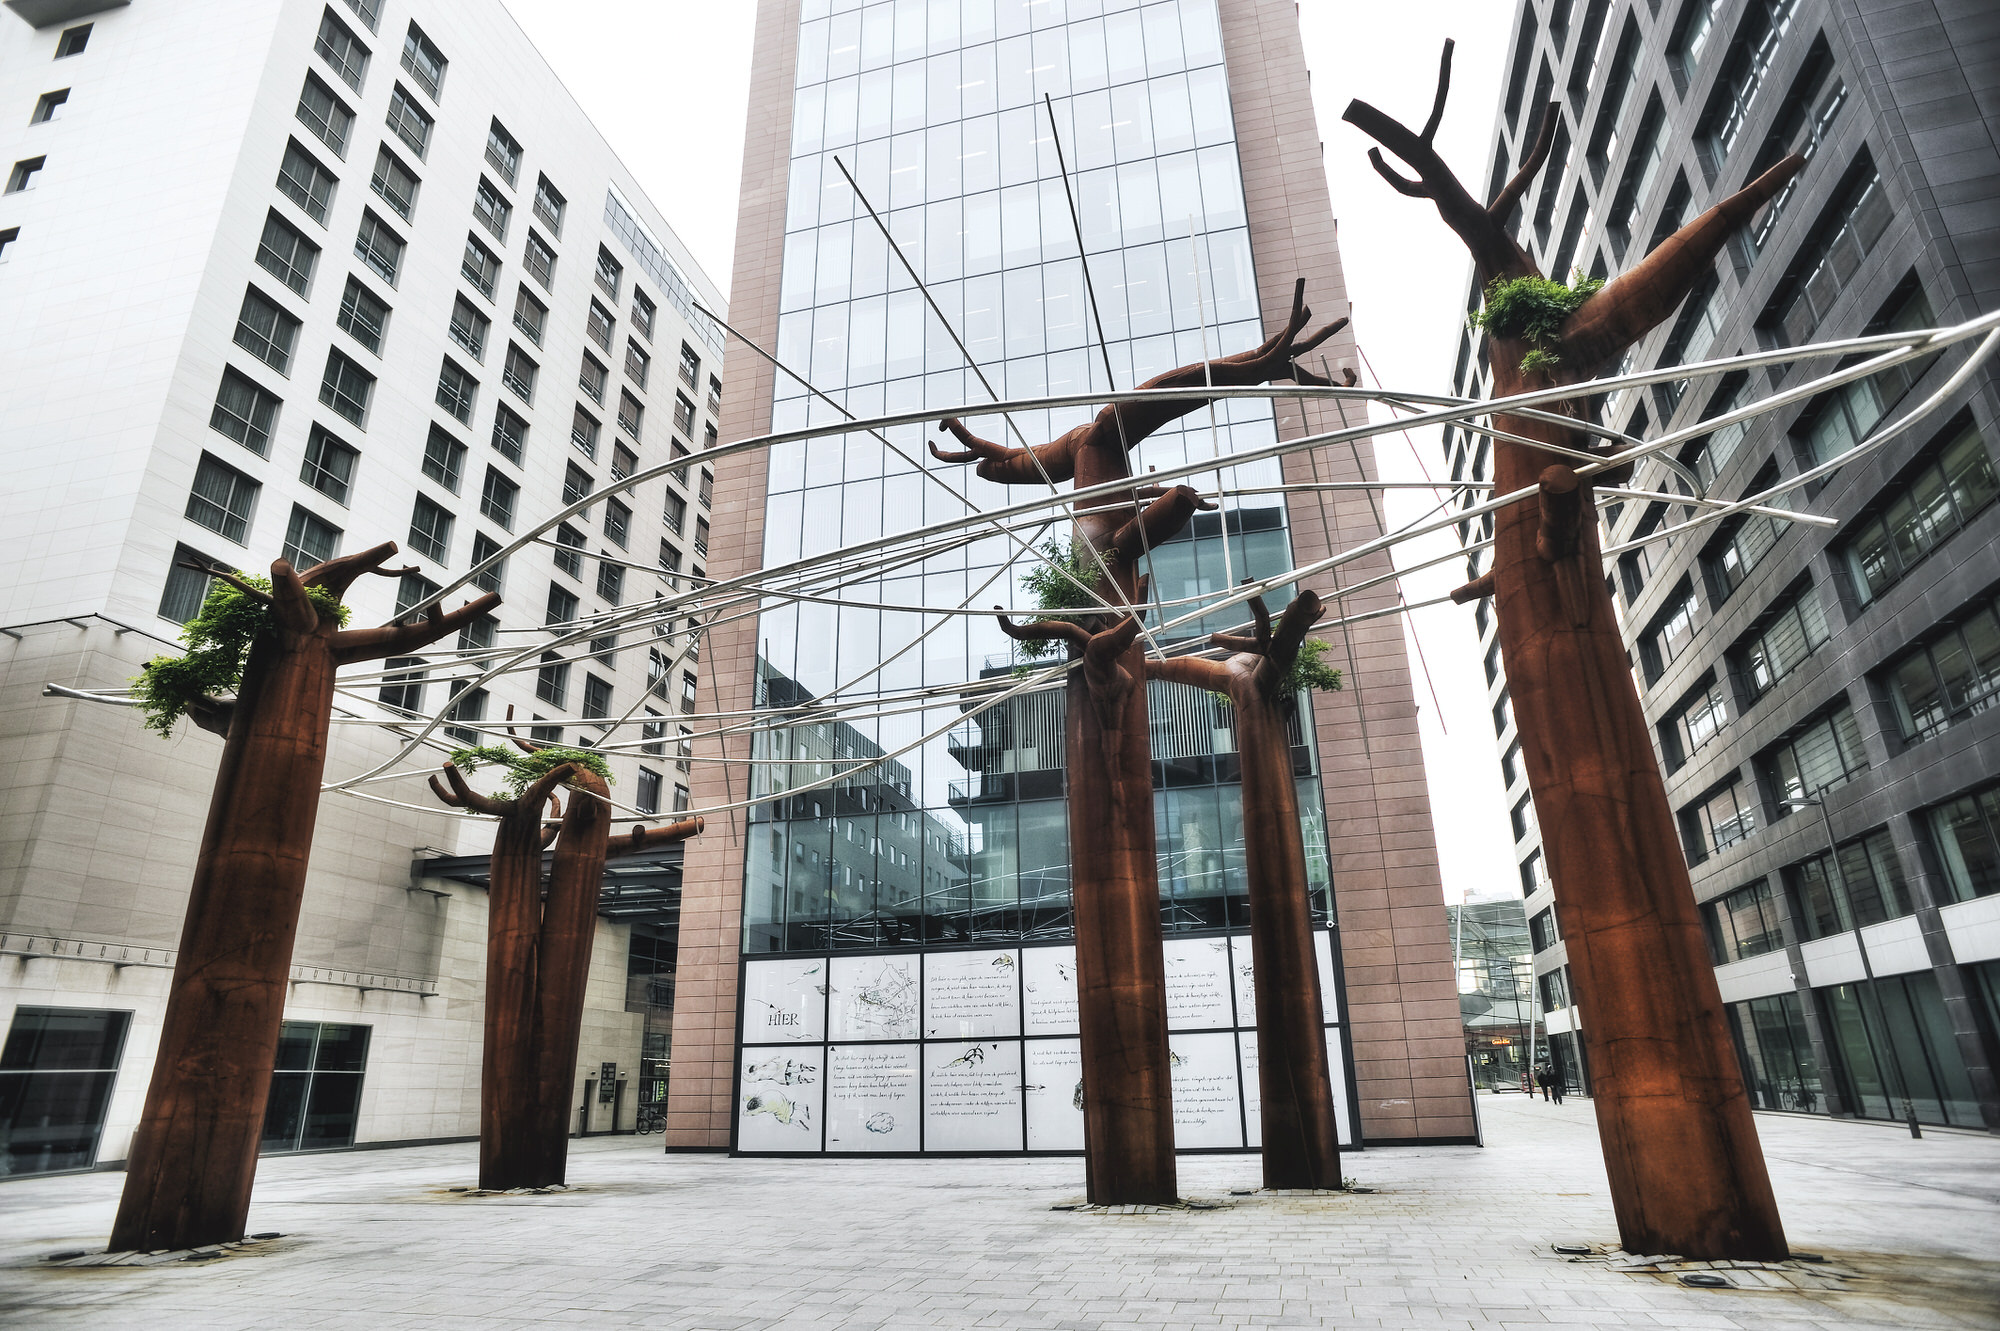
[1442,0,2000,1129]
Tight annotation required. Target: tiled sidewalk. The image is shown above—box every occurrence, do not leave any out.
[1,1093,1994,1329]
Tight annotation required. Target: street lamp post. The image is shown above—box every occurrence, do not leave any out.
[1785,791,1923,1139]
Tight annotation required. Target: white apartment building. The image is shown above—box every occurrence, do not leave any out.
[0,0,727,1175]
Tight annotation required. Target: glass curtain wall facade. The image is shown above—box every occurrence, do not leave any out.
[734,0,1351,1155]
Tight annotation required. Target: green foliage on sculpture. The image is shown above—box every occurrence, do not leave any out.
[448,743,615,798]
[1280,637,1344,695]
[1469,271,1604,371]
[132,578,351,737]
[1012,538,1112,662]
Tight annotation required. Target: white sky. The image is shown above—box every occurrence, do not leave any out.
[501,0,1522,904]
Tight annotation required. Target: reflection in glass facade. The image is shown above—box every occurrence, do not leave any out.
[738,0,1347,1150]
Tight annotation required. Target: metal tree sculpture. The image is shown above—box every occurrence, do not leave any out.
[944,282,1343,1204]
[111,544,499,1252]
[1146,591,1340,1189]
[1344,42,1801,1258]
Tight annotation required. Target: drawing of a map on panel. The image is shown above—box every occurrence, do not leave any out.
[924,1040,1024,1151]
[828,953,919,1041]
[1169,1031,1243,1148]
[1163,936,1234,1030]
[824,1043,920,1152]
[922,948,1020,1039]
[1021,945,1078,1035]
[738,1047,822,1150]
[741,957,827,1044]
[1024,1038,1084,1150]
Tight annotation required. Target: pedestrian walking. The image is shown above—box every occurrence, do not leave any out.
[1536,1065,1551,1101]
[1548,1069,1564,1105]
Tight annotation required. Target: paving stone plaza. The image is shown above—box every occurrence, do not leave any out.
[3,1095,1994,1330]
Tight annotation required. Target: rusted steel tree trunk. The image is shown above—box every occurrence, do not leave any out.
[1149,592,1340,1189]
[950,283,1342,1203]
[111,545,498,1252]
[1345,44,1800,1258]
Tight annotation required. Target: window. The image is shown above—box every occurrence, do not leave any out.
[394,571,438,618]
[160,544,220,624]
[512,286,547,345]
[1653,273,1722,410]
[209,368,280,455]
[603,497,632,549]
[586,300,615,352]
[1641,581,1700,683]
[674,344,699,392]
[469,531,504,593]
[1661,674,1729,771]
[485,119,521,186]
[1702,506,1784,605]
[1842,422,1997,606]
[673,785,691,813]
[408,494,452,563]
[1704,880,1782,964]
[697,471,713,508]
[54,23,90,57]
[460,233,500,299]
[302,425,359,503]
[443,681,488,744]
[2,155,44,196]
[626,291,655,344]
[533,174,565,235]
[491,404,528,465]
[1740,46,1846,265]
[680,672,698,714]
[340,0,380,34]
[547,582,580,627]
[640,709,667,756]
[669,442,690,484]
[480,467,518,529]
[618,390,644,439]
[1510,794,1539,844]
[385,83,432,158]
[625,339,651,389]
[636,769,663,815]
[420,423,464,492]
[230,288,299,375]
[284,504,341,568]
[663,493,685,536]
[595,246,623,299]
[708,375,722,417]
[318,349,375,426]
[376,656,426,714]
[611,442,638,481]
[583,675,614,727]
[261,1022,370,1154]
[353,209,405,285]
[579,353,607,404]
[523,230,556,289]
[553,523,585,577]
[1733,580,1830,701]
[703,423,718,453]
[571,406,601,459]
[1885,597,2000,743]
[1799,285,1940,466]
[315,8,369,91]
[1668,0,1716,88]
[0,1006,131,1176]
[1694,0,1796,169]
[537,654,571,707]
[458,613,497,652]
[1528,907,1560,953]
[1761,705,1868,811]
[1785,828,1909,940]
[295,74,353,158]
[502,343,538,404]
[1582,16,1640,181]
[277,139,337,223]
[1685,374,1750,488]
[563,461,595,512]
[647,647,671,697]
[673,392,696,437]
[400,22,447,100]
[257,216,320,302]
[676,726,694,772]
[693,517,710,557]
[448,294,490,360]
[1519,849,1548,897]
[1764,162,1893,346]
[1682,780,1757,862]
[187,454,259,543]
[434,357,477,424]
[473,175,511,240]
[1608,95,1666,251]
[1929,781,2000,904]
[369,146,419,221]
[336,276,389,353]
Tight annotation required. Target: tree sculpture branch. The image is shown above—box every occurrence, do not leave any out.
[1110,485,1215,563]
[179,558,274,609]
[996,611,1093,655]
[608,816,705,857]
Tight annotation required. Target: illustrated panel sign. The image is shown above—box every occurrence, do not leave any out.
[738,1047,822,1150]
[923,948,1020,1039]
[742,957,827,1044]
[1169,1031,1243,1148]
[1231,931,1341,1029]
[1024,1039,1084,1150]
[1164,936,1234,1029]
[825,1043,921,1152]
[828,953,920,1041]
[1020,945,1079,1035]
[1239,1030,1354,1149]
[924,1040,1024,1151]
[1316,930,1341,1025]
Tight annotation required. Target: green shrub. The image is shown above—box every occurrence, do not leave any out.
[132,577,349,737]
[1011,538,1111,661]
[1468,271,1604,371]
[448,744,614,798]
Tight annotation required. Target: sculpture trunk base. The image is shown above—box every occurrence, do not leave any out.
[1234,695,1341,1190]
[109,635,336,1252]
[1067,642,1177,1206]
[479,813,548,1191]
[1492,394,1786,1261]
[531,771,614,1185]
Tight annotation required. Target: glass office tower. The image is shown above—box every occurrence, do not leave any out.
[665,0,1475,1155]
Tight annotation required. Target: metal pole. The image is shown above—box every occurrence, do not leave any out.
[1809,796,1922,1139]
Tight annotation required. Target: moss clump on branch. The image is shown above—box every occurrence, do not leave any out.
[1012,538,1112,662]
[1468,271,1604,372]
[448,744,615,798]
[132,577,350,737]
